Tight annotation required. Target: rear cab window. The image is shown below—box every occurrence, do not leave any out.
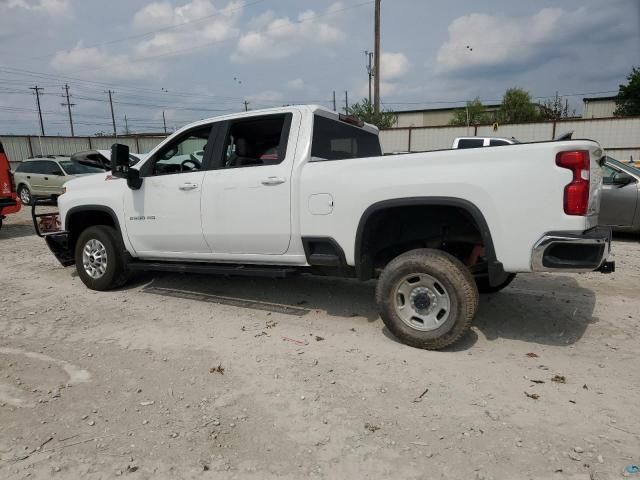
[311,115,381,161]
[457,139,485,149]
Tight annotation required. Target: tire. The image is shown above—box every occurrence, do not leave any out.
[376,249,479,350]
[74,225,129,291]
[475,273,516,294]
[18,185,32,206]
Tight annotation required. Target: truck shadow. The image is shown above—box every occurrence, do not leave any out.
[462,274,596,350]
[0,223,36,240]
[139,272,595,349]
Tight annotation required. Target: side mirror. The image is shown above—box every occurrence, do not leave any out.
[111,143,142,190]
[111,143,130,177]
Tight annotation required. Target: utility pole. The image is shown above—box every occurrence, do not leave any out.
[332,90,336,111]
[373,0,381,113]
[243,100,249,112]
[162,111,167,134]
[344,90,349,113]
[61,84,75,137]
[29,86,45,136]
[365,50,374,105]
[124,115,129,135]
[107,90,117,137]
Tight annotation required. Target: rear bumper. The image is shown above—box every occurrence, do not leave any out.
[0,196,21,216]
[531,226,614,273]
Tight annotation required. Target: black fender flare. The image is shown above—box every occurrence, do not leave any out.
[65,204,124,241]
[354,196,507,285]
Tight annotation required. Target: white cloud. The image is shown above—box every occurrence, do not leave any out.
[356,80,400,99]
[435,5,629,76]
[133,0,243,56]
[50,46,163,81]
[286,78,304,90]
[246,90,284,107]
[232,4,345,63]
[381,52,411,80]
[353,52,409,100]
[6,0,69,15]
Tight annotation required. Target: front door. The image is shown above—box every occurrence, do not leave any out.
[201,113,297,255]
[123,124,216,256]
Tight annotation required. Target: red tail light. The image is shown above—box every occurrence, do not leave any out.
[556,150,590,216]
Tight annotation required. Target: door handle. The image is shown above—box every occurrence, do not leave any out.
[26,176,31,179]
[179,183,198,191]
[261,176,286,186]
[44,177,49,180]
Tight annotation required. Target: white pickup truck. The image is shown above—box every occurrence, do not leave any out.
[35,105,614,350]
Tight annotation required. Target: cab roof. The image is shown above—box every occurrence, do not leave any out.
[175,104,379,136]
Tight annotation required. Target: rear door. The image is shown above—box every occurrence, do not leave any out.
[27,160,50,195]
[600,163,638,227]
[40,160,65,194]
[201,112,298,255]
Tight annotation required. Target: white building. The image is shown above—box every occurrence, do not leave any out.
[582,96,618,119]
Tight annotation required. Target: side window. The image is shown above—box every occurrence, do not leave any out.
[602,165,619,185]
[311,115,382,161]
[221,114,290,169]
[16,162,32,173]
[457,139,484,149]
[489,139,509,146]
[29,160,48,173]
[43,161,63,175]
[151,126,212,176]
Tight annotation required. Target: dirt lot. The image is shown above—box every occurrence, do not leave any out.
[1,208,639,480]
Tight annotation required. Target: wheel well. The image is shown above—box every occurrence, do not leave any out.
[66,209,117,252]
[356,202,492,281]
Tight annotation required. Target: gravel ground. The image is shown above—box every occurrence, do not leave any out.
[1,208,639,480]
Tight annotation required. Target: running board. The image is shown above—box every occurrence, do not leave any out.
[127,260,299,278]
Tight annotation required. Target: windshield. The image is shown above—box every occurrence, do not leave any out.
[606,156,640,176]
[59,160,104,175]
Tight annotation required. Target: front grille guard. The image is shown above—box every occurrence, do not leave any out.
[31,198,62,237]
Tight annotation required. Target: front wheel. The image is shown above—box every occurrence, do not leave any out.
[376,249,479,350]
[74,225,129,291]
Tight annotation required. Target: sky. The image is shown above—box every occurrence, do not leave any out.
[0,0,638,136]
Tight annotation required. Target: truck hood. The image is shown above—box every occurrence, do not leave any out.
[63,171,114,190]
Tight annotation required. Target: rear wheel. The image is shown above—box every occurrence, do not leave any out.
[18,185,32,206]
[376,249,479,350]
[74,225,129,291]
[476,273,516,294]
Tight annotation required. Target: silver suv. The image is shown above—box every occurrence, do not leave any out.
[13,156,103,205]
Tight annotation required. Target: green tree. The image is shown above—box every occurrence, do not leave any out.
[449,98,491,126]
[614,67,640,117]
[346,99,397,129]
[498,88,540,124]
[539,92,576,120]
